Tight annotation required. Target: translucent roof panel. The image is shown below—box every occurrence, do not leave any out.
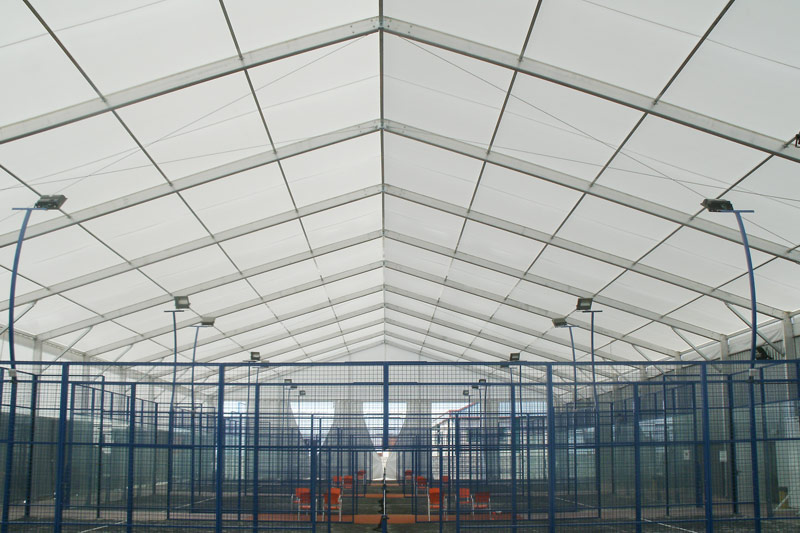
[556,196,679,261]
[117,73,268,180]
[248,35,380,148]
[281,133,381,208]
[493,73,643,181]
[457,221,544,272]
[383,133,483,208]
[527,241,625,293]
[0,1,97,125]
[225,0,375,54]
[384,35,512,149]
[599,116,767,213]
[384,239,453,279]
[661,0,800,138]
[386,0,535,54]
[639,227,771,288]
[384,196,463,250]
[221,220,310,272]
[525,0,726,96]
[302,195,381,249]
[471,164,582,235]
[36,0,236,94]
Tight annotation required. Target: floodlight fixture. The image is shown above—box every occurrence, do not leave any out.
[34,194,67,210]
[509,352,520,362]
[284,379,292,384]
[174,295,190,309]
[463,390,470,396]
[576,298,593,311]
[479,378,487,383]
[701,198,734,212]
[250,351,261,362]
[552,317,569,328]
[472,384,479,390]
[200,317,215,327]
[299,390,306,396]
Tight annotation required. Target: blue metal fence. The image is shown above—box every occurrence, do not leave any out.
[1,360,799,532]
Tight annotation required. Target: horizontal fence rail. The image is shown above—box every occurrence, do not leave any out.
[0,360,799,532]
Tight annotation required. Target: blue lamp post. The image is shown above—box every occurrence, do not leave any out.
[7,195,67,376]
[702,199,758,363]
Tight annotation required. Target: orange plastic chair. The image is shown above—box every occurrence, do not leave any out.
[322,487,342,521]
[343,475,354,491]
[474,491,491,513]
[428,487,445,520]
[441,475,449,484]
[458,487,474,514]
[416,475,428,494]
[404,469,413,481]
[332,475,341,487]
[294,488,312,519]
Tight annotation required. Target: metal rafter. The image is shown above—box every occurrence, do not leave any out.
[0,185,382,311]
[39,233,382,341]
[381,18,800,163]
[0,120,381,248]
[385,230,722,340]
[97,281,383,361]
[383,184,784,318]
[383,123,800,267]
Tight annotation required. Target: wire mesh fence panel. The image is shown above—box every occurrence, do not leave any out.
[1,360,800,532]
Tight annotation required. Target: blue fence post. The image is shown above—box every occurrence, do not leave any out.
[510,381,517,531]
[1,370,17,533]
[253,382,260,533]
[748,367,762,532]
[382,363,389,450]
[96,376,105,519]
[23,374,37,518]
[700,365,714,533]
[53,365,70,533]
[662,379,670,517]
[633,382,642,533]
[546,365,556,533]
[726,374,739,515]
[126,384,136,533]
[310,414,316,533]
[455,413,461,532]
[216,367,225,533]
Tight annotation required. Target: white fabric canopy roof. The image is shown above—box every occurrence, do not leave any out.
[1,0,799,367]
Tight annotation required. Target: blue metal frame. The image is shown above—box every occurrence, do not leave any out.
[0,359,797,532]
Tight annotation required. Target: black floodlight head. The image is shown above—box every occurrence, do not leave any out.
[552,317,569,328]
[174,295,190,309]
[479,378,487,384]
[250,351,261,362]
[200,317,215,327]
[755,346,772,360]
[290,384,297,389]
[463,389,470,396]
[702,198,734,212]
[472,384,479,390]
[284,378,292,384]
[34,194,67,210]
[509,352,520,362]
[299,390,306,396]
[576,297,593,311]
